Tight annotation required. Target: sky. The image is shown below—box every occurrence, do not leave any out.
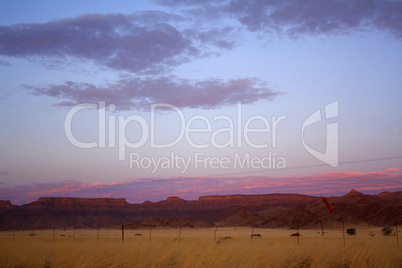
[0,0,401,205]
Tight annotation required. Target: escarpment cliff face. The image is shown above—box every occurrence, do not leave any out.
[0,190,401,230]
[0,200,17,213]
[254,190,402,228]
[0,198,132,229]
[196,194,317,210]
[0,194,317,229]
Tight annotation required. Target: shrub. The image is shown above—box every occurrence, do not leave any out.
[251,233,261,237]
[291,232,300,237]
[217,236,233,244]
[346,228,356,236]
[381,226,394,236]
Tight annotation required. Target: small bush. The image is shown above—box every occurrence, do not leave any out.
[346,228,356,236]
[217,236,233,244]
[42,260,52,268]
[381,226,394,236]
[251,233,261,237]
[291,232,300,237]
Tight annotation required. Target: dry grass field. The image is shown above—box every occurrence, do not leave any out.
[0,226,401,268]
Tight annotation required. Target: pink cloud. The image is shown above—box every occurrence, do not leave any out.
[385,167,401,172]
[1,169,401,205]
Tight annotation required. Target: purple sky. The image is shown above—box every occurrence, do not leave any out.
[0,0,401,204]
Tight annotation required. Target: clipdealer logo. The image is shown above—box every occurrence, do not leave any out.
[302,101,339,167]
[64,101,338,173]
[64,102,287,172]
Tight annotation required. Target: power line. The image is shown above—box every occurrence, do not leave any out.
[208,155,402,177]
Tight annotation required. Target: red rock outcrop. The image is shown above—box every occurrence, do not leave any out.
[0,200,17,213]
[197,194,317,210]
[254,190,402,228]
[216,207,266,227]
[0,190,400,230]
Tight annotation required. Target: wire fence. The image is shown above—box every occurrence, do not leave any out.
[1,222,399,246]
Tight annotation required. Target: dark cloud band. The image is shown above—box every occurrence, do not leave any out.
[0,12,198,73]
[25,76,281,110]
[156,0,402,38]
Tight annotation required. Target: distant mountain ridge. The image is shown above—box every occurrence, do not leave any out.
[0,190,401,230]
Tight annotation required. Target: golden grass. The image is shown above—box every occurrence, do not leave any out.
[0,227,400,268]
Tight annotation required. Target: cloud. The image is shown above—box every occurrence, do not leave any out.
[0,60,10,66]
[0,171,9,176]
[0,13,189,73]
[25,76,280,110]
[0,12,234,74]
[2,169,401,205]
[0,11,247,110]
[385,167,401,172]
[156,0,402,38]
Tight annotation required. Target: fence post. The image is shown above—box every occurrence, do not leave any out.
[321,221,324,237]
[178,226,182,242]
[122,224,124,242]
[342,221,345,245]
